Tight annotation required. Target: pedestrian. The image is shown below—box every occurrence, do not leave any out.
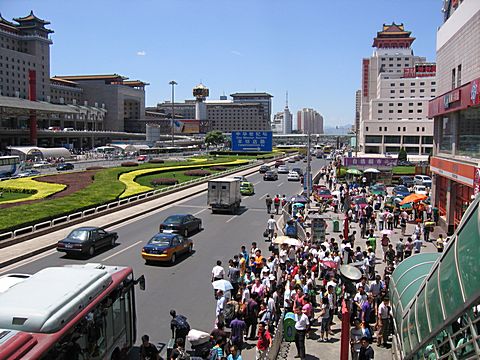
[265,195,272,214]
[351,318,363,360]
[256,321,272,360]
[212,260,225,282]
[140,334,160,360]
[377,297,391,347]
[230,314,246,349]
[170,338,189,360]
[210,337,226,360]
[404,237,413,258]
[228,259,241,296]
[400,216,407,236]
[227,345,242,360]
[395,238,405,262]
[436,234,445,253]
[216,290,226,325]
[413,236,423,254]
[294,307,309,360]
[266,215,277,241]
[170,310,191,344]
[380,234,390,262]
[385,244,395,265]
[317,296,330,342]
[273,194,281,214]
[245,293,259,340]
[359,337,374,360]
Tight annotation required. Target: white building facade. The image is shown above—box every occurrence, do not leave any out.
[359,23,436,155]
[296,108,323,134]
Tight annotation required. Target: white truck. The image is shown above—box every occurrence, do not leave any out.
[207,178,242,214]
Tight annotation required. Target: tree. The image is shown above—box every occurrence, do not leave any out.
[398,147,408,162]
[205,131,226,148]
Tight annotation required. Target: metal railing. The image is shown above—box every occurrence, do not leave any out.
[266,310,285,360]
[0,155,286,243]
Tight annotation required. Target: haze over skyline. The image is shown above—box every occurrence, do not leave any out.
[3,0,441,127]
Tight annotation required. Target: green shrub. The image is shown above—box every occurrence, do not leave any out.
[148,158,165,164]
[86,166,105,170]
[151,178,179,186]
[210,166,228,171]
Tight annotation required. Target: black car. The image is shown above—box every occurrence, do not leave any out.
[56,163,74,171]
[159,214,202,237]
[259,165,270,174]
[263,170,278,181]
[292,167,303,176]
[57,226,118,257]
[399,176,415,187]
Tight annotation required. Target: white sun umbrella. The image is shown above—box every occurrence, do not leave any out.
[212,279,233,292]
[363,168,380,173]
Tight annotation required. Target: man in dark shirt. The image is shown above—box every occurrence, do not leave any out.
[170,309,190,343]
[230,314,247,348]
[140,334,160,360]
[359,337,374,360]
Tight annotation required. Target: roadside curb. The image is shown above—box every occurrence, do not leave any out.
[0,157,289,269]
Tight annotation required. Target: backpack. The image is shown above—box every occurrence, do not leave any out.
[208,348,219,360]
[177,348,190,360]
[174,315,190,332]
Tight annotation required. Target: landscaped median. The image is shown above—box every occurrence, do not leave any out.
[119,159,249,198]
[0,178,66,204]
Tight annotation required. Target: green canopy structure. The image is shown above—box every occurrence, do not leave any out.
[346,168,362,175]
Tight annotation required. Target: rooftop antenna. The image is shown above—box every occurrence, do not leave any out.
[285,91,289,108]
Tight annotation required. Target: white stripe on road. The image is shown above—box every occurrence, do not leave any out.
[259,193,268,200]
[277,182,284,187]
[193,208,207,216]
[226,215,238,223]
[102,240,143,261]
[253,181,261,185]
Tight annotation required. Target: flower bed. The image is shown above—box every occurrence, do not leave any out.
[0,178,66,204]
[151,178,179,186]
[121,162,139,167]
[184,169,212,176]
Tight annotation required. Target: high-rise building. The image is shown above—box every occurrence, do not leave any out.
[359,23,436,155]
[355,90,361,132]
[272,93,292,134]
[296,108,323,134]
[429,0,480,234]
[230,92,273,123]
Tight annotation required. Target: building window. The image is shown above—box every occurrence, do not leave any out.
[390,90,395,93]
[366,127,369,131]
[398,110,403,113]
[378,110,383,113]
[379,127,382,131]
[365,135,382,143]
[417,127,420,132]
[398,127,401,131]
[409,110,414,113]
[389,110,394,113]
[422,127,425,132]
[411,89,415,93]
[390,83,395,87]
[403,127,406,131]
[385,135,401,143]
[404,136,420,144]
[384,127,387,131]
[452,68,456,89]
[378,103,383,107]
[400,83,404,86]
[457,64,462,88]
[420,82,425,86]
[439,116,453,153]
[389,103,393,106]
[400,90,404,93]
[417,109,422,113]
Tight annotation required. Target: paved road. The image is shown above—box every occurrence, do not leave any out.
[1,158,326,352]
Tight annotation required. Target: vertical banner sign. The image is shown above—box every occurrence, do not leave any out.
[474,168,480,196]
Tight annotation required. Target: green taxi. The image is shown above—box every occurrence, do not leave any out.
[240,181,254,195]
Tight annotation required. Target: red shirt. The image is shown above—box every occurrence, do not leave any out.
[257,330,272,350]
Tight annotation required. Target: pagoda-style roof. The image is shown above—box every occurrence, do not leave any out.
[50,77,79,86]
[230,92,273,98]
[373,22,415,48]
[123,80,149,87]
[13,11,50,25]
[0,13,18,29]
[53,74,127,82]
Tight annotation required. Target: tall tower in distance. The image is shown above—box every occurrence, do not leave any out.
[283,91,292,134]
[193,83,209,120]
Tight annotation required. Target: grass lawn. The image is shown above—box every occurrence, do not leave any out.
[136,169,222,188]
[0,191,33,203]
[392,166,416,175]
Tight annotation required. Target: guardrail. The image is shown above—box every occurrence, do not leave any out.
[266,309,285,360]
[0,155,286,244]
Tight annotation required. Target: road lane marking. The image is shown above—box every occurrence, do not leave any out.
[259,193,268,200]
[193,208,207,216]
[226,215,238,223]
[0,249,57,275]
[175,204,205,209]
[277,182,284,187]
[253,181,261,185]
[102,240,143,261]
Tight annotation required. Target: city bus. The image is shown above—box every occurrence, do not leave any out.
[0,263,145,359]
[0,156,20,178]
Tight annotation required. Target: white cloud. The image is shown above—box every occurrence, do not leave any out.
[136,50,146,56]
[230,50,243,56]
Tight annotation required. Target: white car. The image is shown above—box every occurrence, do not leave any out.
[287,171,300,181]
[414,185,428,195]
[414,175,432,187]
[32,161,51,169]
[277,165,289,174]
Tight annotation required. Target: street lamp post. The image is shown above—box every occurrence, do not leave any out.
[169,80,177,147]
[306,122,312,205]
[355,127,358,157]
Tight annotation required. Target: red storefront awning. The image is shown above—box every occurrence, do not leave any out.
[429,77,480,118]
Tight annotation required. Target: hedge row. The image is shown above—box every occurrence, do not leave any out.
[184,169,212,176]
[151,178,179,186]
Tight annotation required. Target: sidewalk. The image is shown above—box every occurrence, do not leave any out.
[283,184,445,360]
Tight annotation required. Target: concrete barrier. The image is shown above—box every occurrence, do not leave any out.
[13,226,33,237]
[52,216,68,226]
[33,221,51,232]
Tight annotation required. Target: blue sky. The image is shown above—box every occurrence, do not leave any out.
[3,0,442,127]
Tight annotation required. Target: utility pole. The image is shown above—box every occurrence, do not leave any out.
[169,80,177,147]
[355,127,359,157]
[306,120,312,205]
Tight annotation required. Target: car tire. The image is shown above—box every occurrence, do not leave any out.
[111,237,116,247]
[88,246,95,257]
[188,244,193,254]
[197,223,202,232]
[170,253,176,264]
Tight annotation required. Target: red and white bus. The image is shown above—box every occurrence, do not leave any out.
[0,263,145,360]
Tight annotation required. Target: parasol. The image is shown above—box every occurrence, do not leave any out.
[346,168,363,175]
[363,168,380,173]
[400,193,428,205]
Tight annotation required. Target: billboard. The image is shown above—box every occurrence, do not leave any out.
[343,157,397,168]
[403,64,436,78]
[173,120,200,134]
[231,131,273,152]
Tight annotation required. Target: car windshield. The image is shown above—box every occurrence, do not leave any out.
[68,230,89,241]
[164,215,184,224]
[417,186,426,191]
[240,183,250,188]
[396,186,408,191]
[149,234,173,246]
